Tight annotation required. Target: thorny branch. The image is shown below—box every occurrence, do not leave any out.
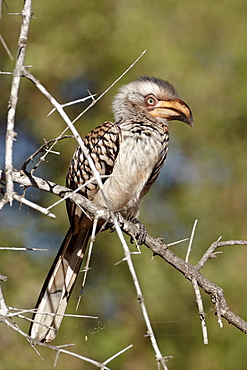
[192,278,208,344]
[1,168,247,337]
[4,0,33,206]
[0,306,110,369]
[21,135,74,174]
[195,239,247,270]
[112,216,170,369]
[0,282,132,369]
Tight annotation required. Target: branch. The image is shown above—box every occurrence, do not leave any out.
[112,217,169,369]
[21,135,74,174]
[0,278,135,369]
[1,168,247,335]
[4,318,111,369]
[4,0,33,205]
[192,278,208,344]
[13,193,56,219]
[0,34,14,60]
[141,235,247,334]
[195,239,247,270]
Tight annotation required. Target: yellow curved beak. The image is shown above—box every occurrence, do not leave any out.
[149,98,194,127]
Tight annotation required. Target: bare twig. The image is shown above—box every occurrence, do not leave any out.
[195,238,247,270]
[50,345,110,369]
[71,50,147,126]
[76,215,99,311]
[0,34,14,60]
[167,238,189,247]
[0,71,13,75]
[21,135,73,173]
[15,310,97,322]
[192,278,208,344]
[0,286,9,316]
[113,218,169,370]
[103,344,133,366]
[185,219,198,262]
[0,247,48,251]
[5,0,33,205]
[0,0,9,18]
[213,293,224,329]
[13,193,56,219]
[47,95,96,117]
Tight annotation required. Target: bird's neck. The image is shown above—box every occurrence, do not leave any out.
[118,108,168,132]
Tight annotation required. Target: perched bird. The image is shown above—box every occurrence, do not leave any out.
[29,76,193,343]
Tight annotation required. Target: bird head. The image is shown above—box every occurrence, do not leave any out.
[112,76,193,127]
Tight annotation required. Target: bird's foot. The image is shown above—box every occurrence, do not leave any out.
[109,212,125,232]
[129,217,147,245]
[109,214,147,245]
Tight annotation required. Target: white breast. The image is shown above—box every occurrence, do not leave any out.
[93,129,164,219]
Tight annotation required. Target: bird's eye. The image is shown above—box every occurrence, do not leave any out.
[145,95,156,106]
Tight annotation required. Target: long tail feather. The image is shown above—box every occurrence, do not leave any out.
[29,217,92,343]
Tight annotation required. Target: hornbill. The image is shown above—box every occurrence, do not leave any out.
[29,76,193,343]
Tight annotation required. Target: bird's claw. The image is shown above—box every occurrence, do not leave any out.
[109,214,146,245]
[129,217,147,245]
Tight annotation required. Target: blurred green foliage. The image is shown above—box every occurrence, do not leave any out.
[1,0,247,369]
